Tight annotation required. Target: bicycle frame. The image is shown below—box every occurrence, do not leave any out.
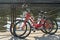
[23,11,45,29]
[20,4,52,29]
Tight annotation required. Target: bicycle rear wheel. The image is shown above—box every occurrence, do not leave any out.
[41,18,54,34]
[44,18,58,35]
[41,19,52,34]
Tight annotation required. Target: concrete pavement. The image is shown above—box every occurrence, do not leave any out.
[0,30,60,40]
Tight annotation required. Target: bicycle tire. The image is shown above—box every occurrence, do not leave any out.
[10,23,15,35]
[44,18,58,35]
[13,20,31,39]
[47,19,58,35]
[41,18,54,34]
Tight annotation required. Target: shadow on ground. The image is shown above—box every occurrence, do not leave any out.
[9,37,28,40]
[9,34,60,40]
[35,34,60,40]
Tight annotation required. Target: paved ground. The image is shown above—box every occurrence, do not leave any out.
[0,30,60,40]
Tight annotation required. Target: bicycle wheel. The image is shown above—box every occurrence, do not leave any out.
[10,20,19,36]
[48,19,58,35]
[44,18,58,35]
[13,20,31,39]
[10,23,15,35]
[41,18,54,34]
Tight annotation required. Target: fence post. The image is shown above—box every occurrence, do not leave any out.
[11,4,16,25]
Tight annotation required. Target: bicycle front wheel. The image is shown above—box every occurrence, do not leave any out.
[13,20,31,38]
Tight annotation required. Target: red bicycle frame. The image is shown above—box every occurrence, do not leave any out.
[23,11,45,29]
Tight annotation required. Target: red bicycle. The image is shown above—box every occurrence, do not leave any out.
[12,4,58,39]
[13,8,58,39]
